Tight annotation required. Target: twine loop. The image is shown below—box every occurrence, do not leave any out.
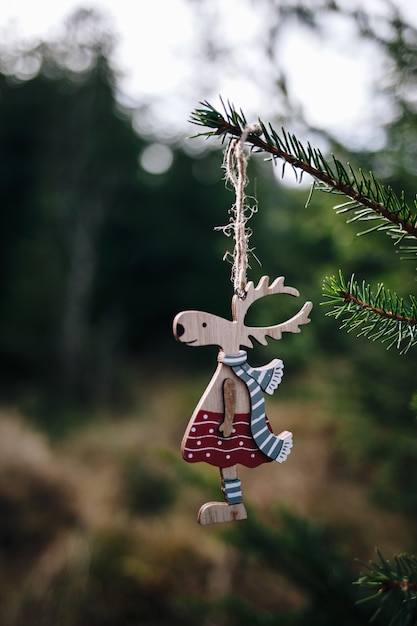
[220,125,261,299]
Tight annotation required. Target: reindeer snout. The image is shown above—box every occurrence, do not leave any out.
[175,323,185,338]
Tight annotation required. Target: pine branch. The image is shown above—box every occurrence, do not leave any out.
[191,105,417,622]
[190,100,417,247]
[355,549,417,625]
[191,100,417,352]
[322,272,417,353]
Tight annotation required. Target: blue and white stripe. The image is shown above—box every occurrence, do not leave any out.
[223,351,292,463]
[223,478,243,504]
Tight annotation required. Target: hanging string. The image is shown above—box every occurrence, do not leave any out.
[220,125,261,298]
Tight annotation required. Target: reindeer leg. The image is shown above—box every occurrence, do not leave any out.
[198,465,247,525]
[198,378,247,525]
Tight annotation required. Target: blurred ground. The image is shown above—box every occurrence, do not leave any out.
[0,373,411,624]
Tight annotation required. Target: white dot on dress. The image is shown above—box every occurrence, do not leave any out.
[217,440,222,446]
[197,440,201,446]
[203,414,208,419]
[239,441,244,446]
[188,453,193,458]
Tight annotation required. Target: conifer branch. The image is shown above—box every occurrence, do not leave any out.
[190,100,417,245]
[355,550,417,625]
[191,101,417,616]
[322,273,417,353]
[191,100,417,354]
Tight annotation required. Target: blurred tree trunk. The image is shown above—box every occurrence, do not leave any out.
[60,200,100,389]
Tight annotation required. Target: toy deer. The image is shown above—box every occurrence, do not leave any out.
[173,275,312,525]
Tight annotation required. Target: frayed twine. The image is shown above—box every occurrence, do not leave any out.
[216,124,262,299]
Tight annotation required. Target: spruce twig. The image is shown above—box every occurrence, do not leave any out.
[190,100,417,244]
[322,272,417,354]
[355,550,417,625]
[191,102,417,620]
[190,100,417,354]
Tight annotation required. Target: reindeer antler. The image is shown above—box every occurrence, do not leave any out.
[233,276,298,321]
[232,276,312,348]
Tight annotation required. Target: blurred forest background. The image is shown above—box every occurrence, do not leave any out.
[1,1,417,624]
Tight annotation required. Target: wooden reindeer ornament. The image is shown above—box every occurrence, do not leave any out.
[173,276,312,524]
[174,128,312,524]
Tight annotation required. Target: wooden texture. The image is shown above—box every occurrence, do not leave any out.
[198,467,247,525]
[218,378,236,438]
[198,501,248,525]
[173,275,312,354]
[173,275,312,524]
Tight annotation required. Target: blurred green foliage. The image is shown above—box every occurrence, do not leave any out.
[0,7,414,424]
[224,507,376,626]
[122,453,177,516]
[0,4,416,515]
[1,3,417,626]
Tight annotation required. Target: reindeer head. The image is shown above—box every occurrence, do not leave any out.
[173,275,312,354]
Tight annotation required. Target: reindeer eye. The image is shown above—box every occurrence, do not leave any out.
[202,322,207,328]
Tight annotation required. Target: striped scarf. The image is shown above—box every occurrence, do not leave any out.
[222,351,292,463]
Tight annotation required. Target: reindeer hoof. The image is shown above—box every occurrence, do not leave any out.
[197,501,247,525]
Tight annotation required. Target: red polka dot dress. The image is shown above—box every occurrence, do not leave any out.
[182,409,272,468]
